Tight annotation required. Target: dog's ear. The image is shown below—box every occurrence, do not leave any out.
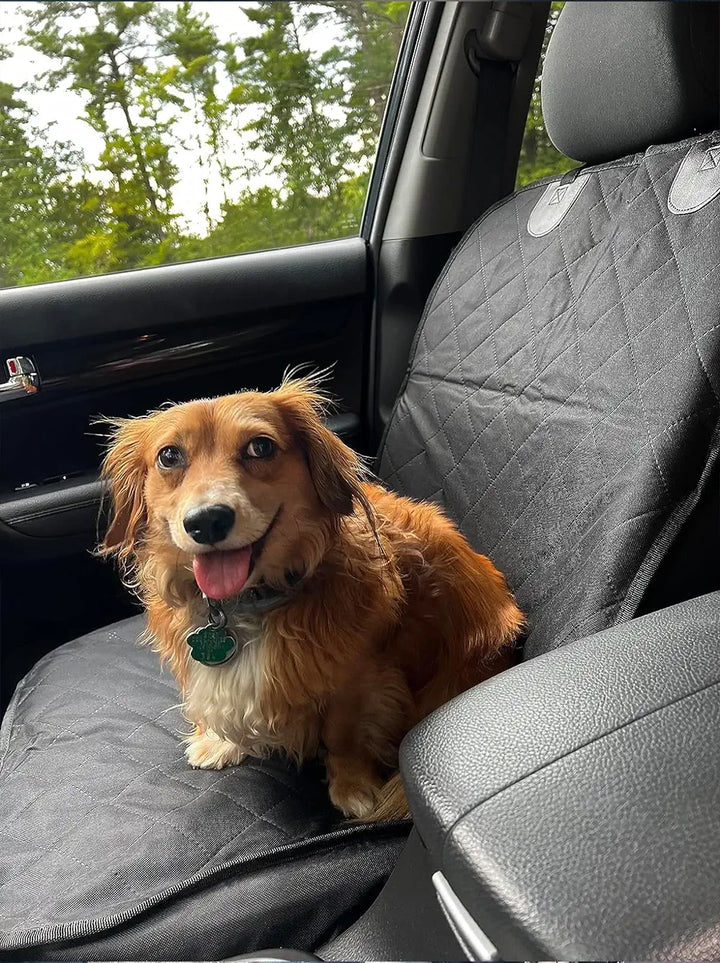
[294,410,360,516]
[275,375,367,517]
[97,417,151,563]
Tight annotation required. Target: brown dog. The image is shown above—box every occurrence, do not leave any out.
[99,373,523,819]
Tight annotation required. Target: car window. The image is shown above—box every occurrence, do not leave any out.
[515,0,575,189]
[0,1,410,289]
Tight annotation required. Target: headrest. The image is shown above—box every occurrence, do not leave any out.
[541,2,719,165]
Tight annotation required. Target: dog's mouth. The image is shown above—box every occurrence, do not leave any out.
[191,507,282,601]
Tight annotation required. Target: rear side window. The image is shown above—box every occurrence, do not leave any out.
[0,1,410,289]
[515,0,575,189]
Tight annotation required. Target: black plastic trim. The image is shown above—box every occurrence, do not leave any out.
[0,238,366,351]
[361,2,433,238]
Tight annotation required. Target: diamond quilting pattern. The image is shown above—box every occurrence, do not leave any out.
[0,617,408,955]
[379,134,720,657]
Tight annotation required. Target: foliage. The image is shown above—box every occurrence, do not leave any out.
[515,1,575,189]
[0,1,573,289]
[0,44,102,286]
[0,0,412,285]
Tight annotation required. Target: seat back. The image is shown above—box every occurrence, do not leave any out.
[378,2,720,658]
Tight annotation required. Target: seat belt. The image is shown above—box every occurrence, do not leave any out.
[464,30,518,215]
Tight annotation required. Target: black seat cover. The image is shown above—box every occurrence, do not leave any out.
[2,2,719,959]
[0,618,408,960]
[379,130,720,658]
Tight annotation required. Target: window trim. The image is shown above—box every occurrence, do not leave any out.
[360,1,441,242]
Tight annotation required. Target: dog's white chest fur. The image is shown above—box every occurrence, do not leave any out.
[183,615,317,761]
[184,615,273,751]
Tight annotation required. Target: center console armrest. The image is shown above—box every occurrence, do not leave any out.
[401,592,720,961]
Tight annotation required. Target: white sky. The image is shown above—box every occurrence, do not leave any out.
[0,2,342,233]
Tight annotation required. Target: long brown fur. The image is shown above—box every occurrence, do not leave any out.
[99,373,523,820]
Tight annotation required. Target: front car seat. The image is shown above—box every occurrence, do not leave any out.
[380,0,720,658]
[1,2,719,959]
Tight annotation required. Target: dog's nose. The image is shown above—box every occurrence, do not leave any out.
[183,504,236,545]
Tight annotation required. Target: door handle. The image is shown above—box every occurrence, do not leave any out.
[0,357,40,401]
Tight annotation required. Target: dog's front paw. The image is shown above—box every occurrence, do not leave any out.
[185,728,245,770]
[328,774,381,820]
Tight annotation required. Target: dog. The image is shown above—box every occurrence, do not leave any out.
[99,372,523,820]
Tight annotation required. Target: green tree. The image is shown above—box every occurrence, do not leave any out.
[155,2,232,228]
[0,45,101,286]
[24,1,181,271]
[213,1,409,248]
[0,0,583,289]
[3,1,413,286]
[226,2,354,240]
[317,2,409,140]
[515,1,575,188]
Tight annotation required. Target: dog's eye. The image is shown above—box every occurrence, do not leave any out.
[244,436,276,459]
[156,445,186,470]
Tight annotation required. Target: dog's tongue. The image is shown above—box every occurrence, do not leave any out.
[193,548,251,600]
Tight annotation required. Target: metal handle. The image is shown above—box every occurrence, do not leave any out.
[0,357,40,401]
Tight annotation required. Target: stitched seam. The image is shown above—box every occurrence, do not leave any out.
[504,408,714,592]
[2,685,181,787]
[374,183,548,473]
[437,275,487,522]
[507,402,717,606]
[615,416,720,627]
[379,168,662,481]
[378,140,702,478]
[386,234,720,490]
[400,236,720,446]
[1,738,300,917]
[596,176,670,497]
[497,393,717,592]
[512,501,665,609]
[558,224,618,598]
[1,822,410,949]
[646,162,720,407]
[462,231,519,525]
[1,764,213,915]
[387,309,720,529]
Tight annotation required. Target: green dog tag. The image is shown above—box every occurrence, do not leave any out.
[187,624,237,666]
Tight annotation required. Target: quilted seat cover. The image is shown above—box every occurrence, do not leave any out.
[0,618,408,960]
[379,132,720,658]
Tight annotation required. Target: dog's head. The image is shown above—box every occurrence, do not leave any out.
[98,375,370,604]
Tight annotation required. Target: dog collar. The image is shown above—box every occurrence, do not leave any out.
[230,581,299,615]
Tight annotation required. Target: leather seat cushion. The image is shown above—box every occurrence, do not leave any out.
[0,617,409,961]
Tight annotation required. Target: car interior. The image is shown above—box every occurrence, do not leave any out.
[1,0,719,960]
